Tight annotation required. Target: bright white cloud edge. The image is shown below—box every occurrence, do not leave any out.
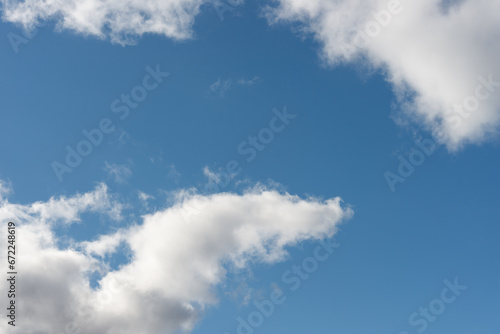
[265,0,500,150]
[0,182,352,334]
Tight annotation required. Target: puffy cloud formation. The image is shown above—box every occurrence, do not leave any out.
[266,0,500,149]
[0,182,352,334]
[0,182,123,224]
[0,0,212,44]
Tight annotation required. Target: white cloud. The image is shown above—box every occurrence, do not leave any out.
[237,76,260,86]
[138,190,155,211]
[103,161,132,184]
[0,0,213,45]
[0,179,12,200]
[0,182,123,225]
[203,166,222,184]
[0,181,352,334]
[80,230,127,258]
[266,0,500,150]
[209,77,233,97]
[208,75,260,98]
[138,191,155,202]
[167,164,181,183]
[2,0,498,148]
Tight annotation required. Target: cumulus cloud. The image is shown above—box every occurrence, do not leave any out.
[0,181,352,334]
[0,183,124,330]
[266,0,500,149]
[0,182,123,225]
[0,0,214,44]
[80,230,127,258]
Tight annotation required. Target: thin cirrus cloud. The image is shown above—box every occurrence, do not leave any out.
[0,181,352,334]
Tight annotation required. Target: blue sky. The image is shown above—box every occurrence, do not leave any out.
[0,0,499,333]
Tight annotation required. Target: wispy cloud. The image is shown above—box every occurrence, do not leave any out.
[0,179,12,200]
[208,75,260,98]
[138,191,155,210]
[209,77,233,97]
[203,166,222,184]
[103,161,133,183]
[138,191,155,202]
[237,76,260,86]
[167,164,181,183]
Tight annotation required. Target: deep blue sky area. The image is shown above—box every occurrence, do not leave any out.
[0,1,499,334]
